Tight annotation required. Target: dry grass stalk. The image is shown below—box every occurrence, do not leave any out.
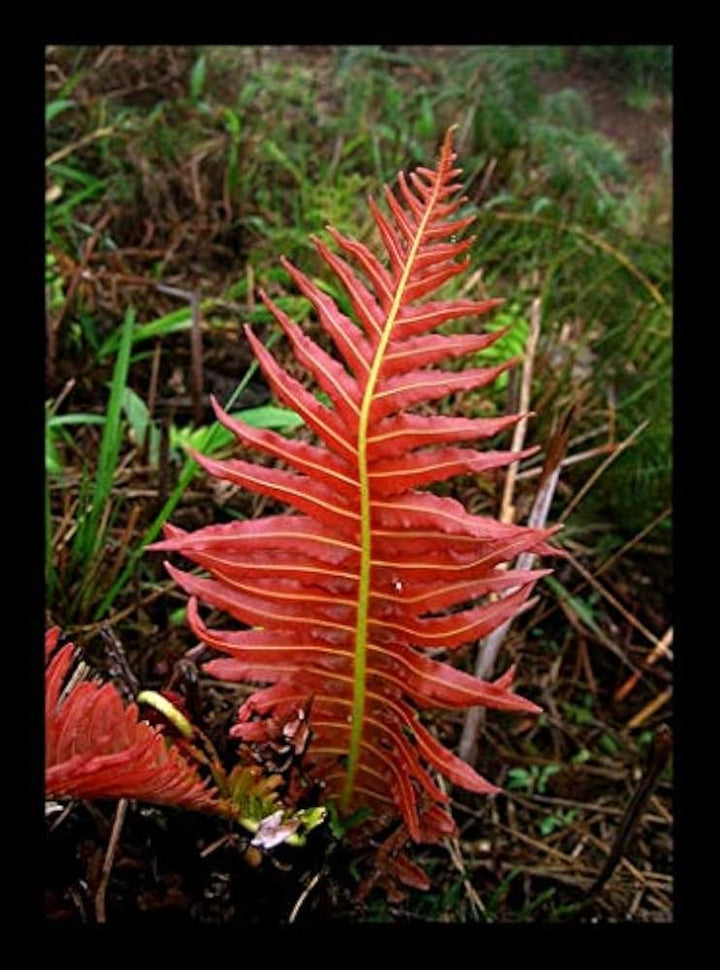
[615,626,673,702]
[94,798,128,923]
[48,211,112,380]
[558,419,650,523]
[156,285,204,425]
[459,300,561,765]
[45,126,115,168]
[500,297,541,525]
[580,725,671,905]
[596,504,672,578]
[565,551,662,647]
[625,689,673,730]
[437,774,485,920]
[515,441,615,480]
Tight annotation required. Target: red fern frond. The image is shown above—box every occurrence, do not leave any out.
[150,129,554,849]
[45,627,224,814]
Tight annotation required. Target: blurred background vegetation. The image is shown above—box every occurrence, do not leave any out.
[45,46,672,923]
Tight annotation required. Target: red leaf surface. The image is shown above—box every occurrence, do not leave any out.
[45,628,225,814]
[150,129,554,852]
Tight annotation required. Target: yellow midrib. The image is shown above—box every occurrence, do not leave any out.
[340,161,447,812]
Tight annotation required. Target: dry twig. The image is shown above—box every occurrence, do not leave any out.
[558,420,650,523]
[45,126,115,168]
[156,284,203,425]
[615,627,673,702]
[458,300,548,764]
[625,689,673,730]
[94,798,128,923]
[580,725,671,905]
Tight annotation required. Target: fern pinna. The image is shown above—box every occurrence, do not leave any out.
[151,128,554,863]
[45,627,222,813]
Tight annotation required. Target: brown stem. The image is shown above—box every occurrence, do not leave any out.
[94,798,128,923]
[582,725,672,905]
[155,285,204,425]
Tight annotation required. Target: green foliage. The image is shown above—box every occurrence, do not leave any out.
[170,404,303,458]
[325,801,371,839]
[506,763,561,795]
[46,412,106,475]
[46,99,76,125]
[91,328,285,621]
[473,303,530,391]
[537,808,578,837]
[72,308,135,603]
[578,46,672,91]
[562,693,596,727]
[227,762,326,848]
[45,253,65,313]
[189,53,207,101]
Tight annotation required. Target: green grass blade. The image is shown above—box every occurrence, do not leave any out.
[69,463,94,565]
[264,140,304,185]
[97,296,310,359]
[93,329,281,620]
[97,306,195,358]
[75,308,135,568]
[46,99,75,124]
[47,413,107,428]
[45,471,56,599]
[189,54,207,101]
[122,386,161,465]
[171,404,303,456]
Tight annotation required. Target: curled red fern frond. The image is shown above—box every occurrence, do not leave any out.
[151,128,554,848]
[45,627,223,814]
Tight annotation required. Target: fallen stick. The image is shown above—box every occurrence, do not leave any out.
[625,688,673,731]
[458,299,564,765]
[558,419,650,523]
[95,798,128,923]
[615,627,674,702]
[579,725,671,907]
[500,297,541,524]
[458,464,562,764]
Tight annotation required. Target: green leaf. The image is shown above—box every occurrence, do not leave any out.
[171,405,303,456]
[545,576,603,637]
[46,414,107,474]
[599,733,620,755]
[46,433,63,475]
[93,330,283,621]
[538,815,557,836]
[506,767,533,791]
[325,801,370,838]
[234,405,304,431]
[264,140,304,184]
[46,99,75,124]
[415,96,436,139]
[169,607,186,626]
[47,413,106,429]
[223,108,242,192]
[97,306,194,358]
[74,308,135,570]
[189,54,207,100]
[121,387,161,465]
[537,764,560,793]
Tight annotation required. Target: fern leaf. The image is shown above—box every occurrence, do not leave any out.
[151,129,553,850]
[45,627,225,814]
